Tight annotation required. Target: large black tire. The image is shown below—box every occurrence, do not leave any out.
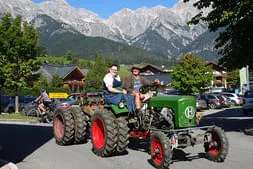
[204,126,229,162]
[91,109,117,157]
[69,106,88,144]
[53,108,75,145]
[116,116,129,154]
[150,131,172,169]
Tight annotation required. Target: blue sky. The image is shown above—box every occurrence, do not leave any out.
[32,0,179,19]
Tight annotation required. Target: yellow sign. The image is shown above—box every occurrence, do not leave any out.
[49,93,69,99]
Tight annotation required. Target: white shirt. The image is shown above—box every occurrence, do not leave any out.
[103,73,121,87]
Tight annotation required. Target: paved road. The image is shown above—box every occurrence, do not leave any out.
[1,107,253,169]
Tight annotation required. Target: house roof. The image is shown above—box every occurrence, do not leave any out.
[39,63,88,80]
[205,62,224,71]
[130,64,171,73]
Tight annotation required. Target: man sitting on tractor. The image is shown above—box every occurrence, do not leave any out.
[122,65,160,111]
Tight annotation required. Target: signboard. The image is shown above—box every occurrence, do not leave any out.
[240,66,249,94]
[49,93,68,99]
[240,67,247,85]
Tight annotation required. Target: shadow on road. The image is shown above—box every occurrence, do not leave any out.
[147,149,205,168]
[172,149,205,162]
[199,107,253,132]
[0,123,53,166]
[128,138,150,153]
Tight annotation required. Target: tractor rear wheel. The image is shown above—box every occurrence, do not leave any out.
[204,126,229,162]
[53,108,75,145]
[116,116,129,154]
[91,109,117,157]
[69,107,88,144]
[150,131,172,169]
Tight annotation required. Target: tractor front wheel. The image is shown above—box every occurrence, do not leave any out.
[204,126,229,162]
[150,131,172,169]
[91,109,117,157]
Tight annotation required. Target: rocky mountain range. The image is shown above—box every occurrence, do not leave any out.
[0,0,220,63]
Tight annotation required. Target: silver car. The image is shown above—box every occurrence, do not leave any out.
[243,91,253,114]
[222,92,243,106]
[196,97,208,111]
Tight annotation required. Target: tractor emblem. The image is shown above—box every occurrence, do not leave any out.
[185,106,195,119]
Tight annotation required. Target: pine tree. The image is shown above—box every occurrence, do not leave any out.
[51,73,63,88]
[84,55,107,92]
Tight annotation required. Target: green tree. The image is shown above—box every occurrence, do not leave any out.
[71,54,79,65]
[84,55,107,92]
[64,50,74,61]
[170,54,213,95]
[64,50,79,65]
[51,73,63,88]
[37,46,47,56]
[184,0,253,69]
[0,14,40,112]
[226,69,240,89]
[34,75,49,89]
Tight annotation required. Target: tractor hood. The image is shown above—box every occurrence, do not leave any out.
[149,95,196,107]
[149,95,197,128]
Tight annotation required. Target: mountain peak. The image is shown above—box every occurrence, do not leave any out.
[55,0,68,4]
[0,0,217,62]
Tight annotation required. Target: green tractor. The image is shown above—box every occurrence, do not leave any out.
[53,86,228,168]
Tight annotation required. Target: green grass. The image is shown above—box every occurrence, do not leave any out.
[0,113,39,121]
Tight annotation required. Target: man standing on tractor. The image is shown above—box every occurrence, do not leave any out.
[103,64,136,114]
[122,65,160,111]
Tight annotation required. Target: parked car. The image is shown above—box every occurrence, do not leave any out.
[196,96,208,111]
[22,98,76,117]
[67,93,84,104]
[221,92,243,106]
[21,101,38,116]
[55,97,78,108]
[242,91,253,114]
[200,93,223,109]
[3,96,35,113]
[0,95,12,113]
[218,94,231,108]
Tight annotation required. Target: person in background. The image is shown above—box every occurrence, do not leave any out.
[103,64,136,114]
[122,65,160,111]
[34,89,52,115]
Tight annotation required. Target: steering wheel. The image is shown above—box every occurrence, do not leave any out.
[139,85,157,94]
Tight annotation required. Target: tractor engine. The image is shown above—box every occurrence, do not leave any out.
[137,104,174,131]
